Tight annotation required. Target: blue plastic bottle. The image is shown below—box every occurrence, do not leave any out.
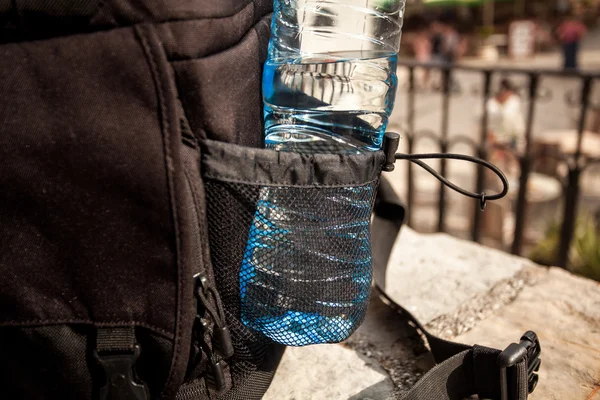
[263,0,404,153]
[241,0,405,346]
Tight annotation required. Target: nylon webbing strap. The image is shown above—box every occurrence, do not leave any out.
[382,296,530,400]
[373,176,532,400]
[96,326,136,354]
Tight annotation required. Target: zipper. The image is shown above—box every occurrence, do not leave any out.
[192,272,233,392]
[181,135,233,393]
[194,273,234,358]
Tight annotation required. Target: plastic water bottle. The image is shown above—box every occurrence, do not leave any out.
[263,0,404,153]
[240,0,404,346]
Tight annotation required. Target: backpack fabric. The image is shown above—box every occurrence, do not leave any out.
[0,1,286,398]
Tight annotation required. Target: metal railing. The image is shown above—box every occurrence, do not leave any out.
[397,60,600,269]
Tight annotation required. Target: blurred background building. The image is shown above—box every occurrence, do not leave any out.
[384,0,600,281]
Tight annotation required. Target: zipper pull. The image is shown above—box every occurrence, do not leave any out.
[197,317,227,392]
[195,272,211,296]
[194,273,234,359]
[213,326,234,359]
[206,359,227,392]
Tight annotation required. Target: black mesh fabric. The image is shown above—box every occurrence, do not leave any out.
[207,180,376,347]
[220,367,282,400]
[205,151,380,348]
[206,176,274,385]
[203,139,384,393]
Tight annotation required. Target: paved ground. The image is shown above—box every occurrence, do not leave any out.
[456,268,600,400]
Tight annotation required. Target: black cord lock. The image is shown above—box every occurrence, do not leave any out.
[382,132,401,172]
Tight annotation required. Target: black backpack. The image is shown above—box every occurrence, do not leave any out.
[0,1,540,399]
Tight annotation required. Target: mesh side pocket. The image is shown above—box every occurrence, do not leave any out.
[205,179,272,381]
[203,140,383,348]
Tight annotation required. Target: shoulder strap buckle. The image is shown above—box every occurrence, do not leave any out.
[95,344,149,400]
[497,331,542,400]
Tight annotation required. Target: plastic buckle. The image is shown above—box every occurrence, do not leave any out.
[94,344,150,400]
[497,331,542,400]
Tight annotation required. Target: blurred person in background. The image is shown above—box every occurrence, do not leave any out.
[430,19,460,66]
[430,20,446,65]
[441,23,460,65]
[556,12,587,70]
[487,79,525,176]
[429,18,462,91]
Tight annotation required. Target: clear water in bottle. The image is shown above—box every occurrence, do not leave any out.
[263,51,398,152]
[263,0,404,153]
[240,0,405,346]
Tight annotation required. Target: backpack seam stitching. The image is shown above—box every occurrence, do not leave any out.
[135,23,186,399]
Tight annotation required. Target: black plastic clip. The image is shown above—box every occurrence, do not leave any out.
[497,331,542,400]
[382,132,400,172]
[95,344,149,400]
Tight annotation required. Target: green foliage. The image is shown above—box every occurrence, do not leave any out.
[529,220,561,265]
[374,0,403,13]
[477,25,495,39]
[530,215,600,281]
[572,218,600,281]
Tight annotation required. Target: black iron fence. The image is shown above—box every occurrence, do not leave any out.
[396,60,600,269]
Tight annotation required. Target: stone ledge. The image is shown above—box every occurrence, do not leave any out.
[455,267,600,400]
[264,229,600,399]
[264,341,394,400]
[383,228,541,335]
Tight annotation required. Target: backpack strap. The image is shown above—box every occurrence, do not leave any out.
[380,290,540,400]
[372,171,541,400]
